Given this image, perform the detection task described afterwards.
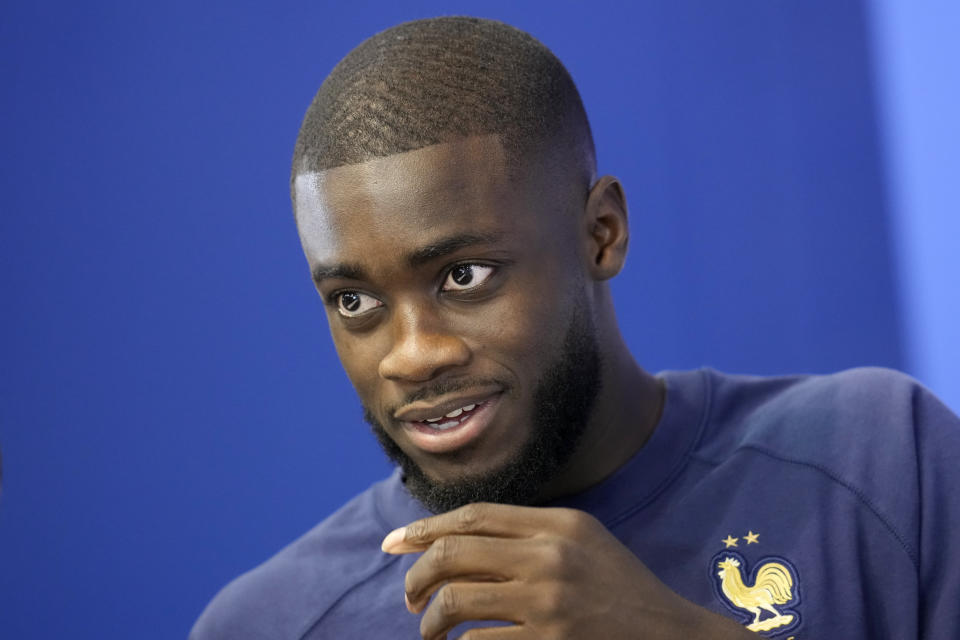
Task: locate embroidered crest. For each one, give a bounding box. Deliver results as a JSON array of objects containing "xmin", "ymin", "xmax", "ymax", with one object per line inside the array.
[{"xmin": 710, "ymin": 535, "xmax": 801, "ymax": 637}]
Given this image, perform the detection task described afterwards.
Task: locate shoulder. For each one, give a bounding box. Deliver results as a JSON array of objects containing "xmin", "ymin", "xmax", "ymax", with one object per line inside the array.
[
  {"xmin": 701, "ymin": 366, "xmax": 947, "ymax": 457},
  {"xmin": 697, "ymin": 366, "xmax": 960, "ymax": 471},
  {"xmin": 695, "ymin": 367, "xmax": 959, "ymax": 559},
  {"xmin": 189, "ymin": 476, "xmax": 402, "ymax": 640}
]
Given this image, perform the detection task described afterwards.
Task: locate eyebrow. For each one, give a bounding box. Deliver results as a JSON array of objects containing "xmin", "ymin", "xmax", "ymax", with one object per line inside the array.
[
  {"xmin": 406, "ymin": 232, "xmax": 504, "ymax": 267},
  {"xmin": 311, "ymin": 262, "xmax": 366, "ymax": 285},
  {"xmin": 311, "ymin": 231, "xmax": 505, "ymax": 285}
]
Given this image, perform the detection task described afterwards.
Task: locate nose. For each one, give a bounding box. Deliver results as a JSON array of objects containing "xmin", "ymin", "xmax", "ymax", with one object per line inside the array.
[{"xmin": 378, "ymin": 303, "xmax": 471, "ymax": 382}]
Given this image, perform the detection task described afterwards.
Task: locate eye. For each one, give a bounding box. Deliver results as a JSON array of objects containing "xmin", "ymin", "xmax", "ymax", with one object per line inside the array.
[
  {"xmin": 442, "ymin": 264, "xmax": 495, "ymax": 292},
  {"xmin": 334, "ymin": 291, "xmax": 382, "ymax": 317}
]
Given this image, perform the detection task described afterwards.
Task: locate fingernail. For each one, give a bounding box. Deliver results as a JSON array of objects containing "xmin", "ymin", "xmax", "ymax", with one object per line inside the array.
[
  {"xmin": 405, "ymin": 592, "xmax": 414, "ymax": 613},
  {"xmin": 381, "ymin": 527, "xmax": 406, "ymax": 552}
]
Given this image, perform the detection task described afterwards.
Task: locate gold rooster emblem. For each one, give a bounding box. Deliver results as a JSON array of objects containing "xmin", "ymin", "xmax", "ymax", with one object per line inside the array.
[{"xmin": 716, "ymin": 556, "xmax": 796, "ymax": 632}]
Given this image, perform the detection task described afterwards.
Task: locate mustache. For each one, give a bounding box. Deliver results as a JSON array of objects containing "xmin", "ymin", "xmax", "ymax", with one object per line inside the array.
[{"xmin": 365, "ymin": 376, "xmax": 507, "ymax": 426}]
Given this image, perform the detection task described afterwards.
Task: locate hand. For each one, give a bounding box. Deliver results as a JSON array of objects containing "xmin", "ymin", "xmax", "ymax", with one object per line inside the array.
[{"xmin": 381, "ymin": 502, "xmax": 757, "ymax": 640}]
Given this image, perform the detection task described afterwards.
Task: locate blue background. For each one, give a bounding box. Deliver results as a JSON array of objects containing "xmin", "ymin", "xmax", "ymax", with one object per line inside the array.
[{"xmin": 1, "ymin": 1, "xmax": 956, "ymax": 637}]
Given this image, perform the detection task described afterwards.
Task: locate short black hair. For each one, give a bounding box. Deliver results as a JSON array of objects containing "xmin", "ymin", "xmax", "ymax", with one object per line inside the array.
[{"xmin": 292, "ymin": 16, "xmax": 595, "ymax": 180}]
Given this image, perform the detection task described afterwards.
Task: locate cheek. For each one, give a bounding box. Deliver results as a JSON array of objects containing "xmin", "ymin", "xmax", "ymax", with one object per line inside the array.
[
  {"xmin": 459, "ymin": 283, "xmax": 570, "ymax": 365},
  {"xmin": 329, "ymin": 325, "xmax": 384, "ymax": 398}
]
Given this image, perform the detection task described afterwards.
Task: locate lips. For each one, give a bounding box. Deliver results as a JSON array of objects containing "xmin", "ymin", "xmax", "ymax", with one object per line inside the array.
[
  {"xmin": 394, "ymin": 387, "xmax": 502, "ymax": 423},
  {"xmin": 394, "ymin": 391, "xmax": 503, "ymax": 454}
]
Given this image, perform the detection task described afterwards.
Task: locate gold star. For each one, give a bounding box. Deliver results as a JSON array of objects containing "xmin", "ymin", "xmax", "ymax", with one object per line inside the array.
[
  {"xmin": 744, "ymin": 531, "xmax": 760, "ymax": 545},
  {"xmin": 722, "ymin": 535, "xmax": 739, "ymax": 548}
]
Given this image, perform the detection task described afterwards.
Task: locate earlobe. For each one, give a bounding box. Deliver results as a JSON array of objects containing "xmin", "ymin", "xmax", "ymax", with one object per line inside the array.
[{"xmin": 584, "ymin": 175, "xmax": 629, "ymax": 280}]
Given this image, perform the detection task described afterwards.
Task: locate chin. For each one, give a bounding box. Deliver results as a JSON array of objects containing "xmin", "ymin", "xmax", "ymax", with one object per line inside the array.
[{"xmin": 415, "ymin": 447, "xmax": 526, "ymax": 486}]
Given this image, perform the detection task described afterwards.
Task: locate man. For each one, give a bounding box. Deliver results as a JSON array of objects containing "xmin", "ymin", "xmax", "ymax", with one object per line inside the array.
[{"xmin": 192, "ymin": 17, "xmax": 960, "ymax": 639}]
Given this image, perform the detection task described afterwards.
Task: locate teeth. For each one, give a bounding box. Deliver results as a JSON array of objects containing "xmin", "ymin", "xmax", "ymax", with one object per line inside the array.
[
  {"xmin": 422, "ymin": 402, "xmax": 481, "ymax": 425},
  {"xmin": 430, "ymin": 420, "xmax": 460, "ymax": 430}
]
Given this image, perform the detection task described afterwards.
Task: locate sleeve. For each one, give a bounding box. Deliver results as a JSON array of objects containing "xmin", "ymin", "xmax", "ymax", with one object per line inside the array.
[
  {"xmin": 188, "ymin": 577, "xmax": 272, "ymax": 640},
  {"xmin": 914, "ymin": 386, "xmax": 960, "ymax": 638}
]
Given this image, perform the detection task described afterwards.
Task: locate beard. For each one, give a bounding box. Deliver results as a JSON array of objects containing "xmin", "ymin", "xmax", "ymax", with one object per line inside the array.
[{"xmin": 363, "ymin": 300, "xmax": 602, "ymax": 514}]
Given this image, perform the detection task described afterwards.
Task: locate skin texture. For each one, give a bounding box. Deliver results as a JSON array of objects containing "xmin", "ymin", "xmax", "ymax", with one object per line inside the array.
[
  {"xmin": 362, "ymin": 293, "xmax": 604, "ymax": 513},
  {"xmin": 294, "ymin": 135, "xmax": 756, "ymax": 639}
]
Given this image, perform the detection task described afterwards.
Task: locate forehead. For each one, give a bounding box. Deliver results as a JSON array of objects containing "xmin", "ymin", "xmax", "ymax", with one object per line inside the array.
[{"xmin": 294, "ymin": 136, "xmax": 543, "ymax": 265}]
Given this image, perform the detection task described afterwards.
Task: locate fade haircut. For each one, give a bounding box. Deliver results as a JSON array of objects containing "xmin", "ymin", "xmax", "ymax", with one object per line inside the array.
[{"xmin": 291, "ymin": 16, "xmax": 596, "ymax": 183}]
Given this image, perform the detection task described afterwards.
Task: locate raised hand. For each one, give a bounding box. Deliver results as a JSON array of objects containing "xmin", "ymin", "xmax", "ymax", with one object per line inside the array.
[{"xmin": 382, "ymin": 502, "xmax": 757, "ymax": 640}]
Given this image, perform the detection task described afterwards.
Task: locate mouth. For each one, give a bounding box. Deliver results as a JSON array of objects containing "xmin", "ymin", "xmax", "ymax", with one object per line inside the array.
[{"xmin": 395, "ymin": 391, "xmax": 503, "ymax": 454}]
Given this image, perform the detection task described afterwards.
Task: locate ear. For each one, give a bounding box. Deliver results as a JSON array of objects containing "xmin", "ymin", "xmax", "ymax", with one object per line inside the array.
[{"xmin": 583, "ymin": 175, "xmax": 629, "ymax": 280}]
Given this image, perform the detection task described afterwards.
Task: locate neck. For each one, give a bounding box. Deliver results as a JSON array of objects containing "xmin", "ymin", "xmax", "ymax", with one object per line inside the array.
[{"xmin": 535, "ymin": 312, "xmax": 664, "ymax": 503}]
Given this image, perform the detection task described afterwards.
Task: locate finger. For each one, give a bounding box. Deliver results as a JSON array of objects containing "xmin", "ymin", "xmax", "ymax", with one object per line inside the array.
[
  {"xmin": 419, "ymin": 581, "xmax": 525, "ymax": 640},
  {"xmin": 405, "ymin": 535, "xmax": 527, "ymax": 612},
  {"xmin": 455, "ymin": 626, "xmax": 532, "ymax": 640},
  {"xmin": 383, "ymin": 502, "xmax": 585, "ymax": 553},
  {"xmin": 407, "ymin": 574, "xmax": 504, "ymax": 614},
  {"xmin": 454, "ymin": 625, "xmax": 532, "ymax": 640}
]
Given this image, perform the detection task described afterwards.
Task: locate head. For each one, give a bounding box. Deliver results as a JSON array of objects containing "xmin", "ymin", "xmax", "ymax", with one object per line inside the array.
[
  {"xmin": 292, "ymin": 18, "xmax": 630, "ymax": 513},
  {"xmin": 717, "ymin": 557, "xmax": 741, "ymax": 579},
  {"xmin": 291, "ymin": 16, "xmax": 595, "ymax": 179}
]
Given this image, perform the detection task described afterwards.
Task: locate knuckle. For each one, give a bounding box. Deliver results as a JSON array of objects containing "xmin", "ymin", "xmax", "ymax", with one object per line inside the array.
[
  {"xmin": 558, "ymin": 507, "xmax": 599, "ymax": 537},
  {"xmin": 406, "ymin": 519, "xmax": 429, "ymax": 543},
  {"xmin": 431, "ymin": 535, "xmax": 459, "ymax": 566},
  {"xmin": 539, "ymin": 539, "xmax": 575, "ymax": 580},
  {"xmin": 454, "ymin": 503, "xmax": 484, "ymax": 532},
  {"xmin": 539, "ymin": 582, "xmax": 569, "ymax": 617},
  {"xmin": 557, "ymin": 507, "xmax": 585, "ymax": 528},
  {"xmin": 543, "ymin": 538, "xmax": 569, "ymax": 568},
  {"xmin": 437, "ymin": 584, "xmax": 461, "ymax": 618}
]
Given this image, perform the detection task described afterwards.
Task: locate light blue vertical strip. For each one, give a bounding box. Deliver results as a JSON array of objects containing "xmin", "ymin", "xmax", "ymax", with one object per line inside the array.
[{"xmin": 869, "ymin": 2, "xmax": 960, "ymax": 412}]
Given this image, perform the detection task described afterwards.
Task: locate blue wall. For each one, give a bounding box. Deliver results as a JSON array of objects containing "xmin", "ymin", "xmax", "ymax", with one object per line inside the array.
[
  {"xmin": 0, "ymin": 1, "xmax": 954, "ymax": 637},
  {"xmin": 869, "ymin": 0, "xmax": 960, "ymax": 414}
]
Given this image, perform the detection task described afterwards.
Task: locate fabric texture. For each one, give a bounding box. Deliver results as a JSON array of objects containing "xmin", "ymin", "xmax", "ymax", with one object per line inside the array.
[{"xmin": 190, "ymin": 367, "xmax": 960, "ymax": 639}]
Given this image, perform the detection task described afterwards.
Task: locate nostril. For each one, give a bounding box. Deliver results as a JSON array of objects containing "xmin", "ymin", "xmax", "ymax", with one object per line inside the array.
[{"xmin": 378, "ymin": 332, "xmax": 471, "ymax": 382}]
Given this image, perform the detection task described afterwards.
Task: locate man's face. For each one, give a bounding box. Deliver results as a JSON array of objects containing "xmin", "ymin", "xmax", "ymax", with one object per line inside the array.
[{"xmin": 294, "ymin": 136, "xmax": 600, "ymax": 512}]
